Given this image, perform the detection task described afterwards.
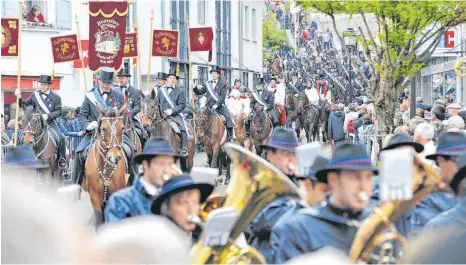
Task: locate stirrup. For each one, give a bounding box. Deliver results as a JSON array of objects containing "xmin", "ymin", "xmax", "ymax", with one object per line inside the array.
[
  {"xmin": 58, "ymin": 158, "xmax": 68, "ymax": 169},
  {"xmin": 180, "ymin": 148, "xmax": 189, "ymax": 157}
]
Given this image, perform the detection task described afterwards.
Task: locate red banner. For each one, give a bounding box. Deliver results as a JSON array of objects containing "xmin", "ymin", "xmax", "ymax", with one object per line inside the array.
[
  {"xmin": 189, "ymin": 27, "xmax": 213, "ymax": 62},
  {"xmin": 88, "ymin": 1, "xmax": 128, "ymax": 72},
  {"xmin": 152, "ymin": 29, "xmax": 179, "ymax": 58},
  {"xmin": 73, "ymin": 40, "xmax": 89, "ymax": 68},
  {"xmin": 1, "ymin": 18, "xmax": 19, "ymax": 57},
  {"xmin": 123, "ymin": 32, "xmax": 138, "ymax": 58},
  {"xmin": 51, "ymin": 34, "xmax": 80, "ymax": 63}
]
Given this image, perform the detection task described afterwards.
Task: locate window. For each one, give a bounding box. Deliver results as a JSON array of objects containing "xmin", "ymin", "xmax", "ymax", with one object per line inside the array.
[
  {"xmin": 198, "ymin": 0, "xmax": 206, "ymax": 25},
  {"xmin": 198, "ymin": 67, "xmax": 208, "ymax": 83},
  {"xmin": 252, "ymin": 8, "xmax": 257, "ymax": 41},
  {"xmin": 1, "ymin": 0, "xmax": 72, "ymax": 29},
  {"xmin": 242, "ymin": 72, "xmax": 249, "ymax": 88},
  {"xmin": 244, "ymin": 6, "xmax": 249, "ymax": 39},
  {"xmin": 253, "ymin": 73, "xmax": 261, "ymax": 86}
]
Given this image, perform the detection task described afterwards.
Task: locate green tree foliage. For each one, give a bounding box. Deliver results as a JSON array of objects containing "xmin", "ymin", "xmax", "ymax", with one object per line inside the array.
[
  {"xmin": 297, "ymin": 0, "xmax": 466, "ymax": 132},
  {"xmin": 262, "ymin": 10, "xmax": 288, "ymax": 52}
]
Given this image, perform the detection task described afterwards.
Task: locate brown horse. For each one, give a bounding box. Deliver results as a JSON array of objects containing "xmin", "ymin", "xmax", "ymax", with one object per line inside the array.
[
  {"xmin": 272, "ymin": 57, "xmax": 283, "ymax": 74},
  {"xmin": 141, "ymin": 95, "xmax": 194, "ymax": 172},
  {"xmin": 284, "ymin": 90, "xmax": 302, "ymax": 139},
  {"xmin": 21, "ymin": 106, "xmax": 61, "ymax": 188},
  {"xmin": 83, "ymin": 105, "xmax": 128, "ymax": 226},
  {"xmin": 234, "ymin": 112, "xmax": 251, "ymax": 151},
  {"xmin": 196, "ymin": 107, "xmax": 229, "ymax": 176},
  {"xmin": 250, "ymin": 102, "xmax": 272, "ymax": 157}
]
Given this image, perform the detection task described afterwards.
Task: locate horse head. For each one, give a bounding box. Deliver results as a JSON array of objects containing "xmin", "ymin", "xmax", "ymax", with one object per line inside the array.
[
  {"xmin": 21, "ymin": 106, "xmax": 46, "ymax": 145},
  {"xmin": 141, "ymin": 95, "xmax": 158, "ymax": 127},
  {"xmin": 195, "ymin": 107, "xmax": 210, "ymax": 137},
  {"xmin": 96, "ymin": 104, "xmax": 127, "ymax": 165}
]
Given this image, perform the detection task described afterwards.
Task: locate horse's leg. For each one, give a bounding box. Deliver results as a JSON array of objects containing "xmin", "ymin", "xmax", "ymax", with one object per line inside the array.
[{"xmin": 188, "ymin": 139, "xmax": 195, "ymax": 171}]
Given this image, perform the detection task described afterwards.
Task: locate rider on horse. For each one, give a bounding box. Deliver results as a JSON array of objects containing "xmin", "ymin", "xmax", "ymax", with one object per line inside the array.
[
  {"xmin": 73, "ymin": 68, "xmax": 131, "ymax": 184},
  {"xmin": 151, "ymin": 72, "xmax": 167, "ymax": 99},
  {"xmin": 15, "ymin": 74, "xmax": 67, "ymax": 169},
  {"xmin": 317, "ymin": 74, "xmax": 332, "ymax": 107},
  {"xmin": 304, "ymin": 79, "xmax": 320, "ymax": 109},
  {"xmin": 250, "ymin": 77, "xmax": 279, "ymax": 127},
  {"xmin": 193, "ymin": 65, "xmax": 235, "ymax": 142},
  {"xmin": 287, "ymin": 71, "xmax": 304, "ymax": 93},
  {"xmin": 115, "ymin": 68, "xmax": 147, "ymax": 145},
  {"xmin": 157, "ymin": 68, "xmax": 189, "ymax": 157},
  {"xmin": 268, "ymin": 76, "xmax": 286, "ymax": 125}
]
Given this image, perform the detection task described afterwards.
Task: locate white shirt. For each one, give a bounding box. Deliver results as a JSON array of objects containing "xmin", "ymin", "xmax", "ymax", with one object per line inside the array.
[
  {"xmin": 305, "ymin": 88, "xmax": 319, "ymax": 105},
  {"xmin": 273, "ymin": 83, "xmax": 286, "ymax": 106},
  {"xmin": 421, "ymin": 140, "xmax": 437, "ymax": 162},
  {"xmin": 140, "ymin": 178, "xmax": 159, "ymax": 196}
]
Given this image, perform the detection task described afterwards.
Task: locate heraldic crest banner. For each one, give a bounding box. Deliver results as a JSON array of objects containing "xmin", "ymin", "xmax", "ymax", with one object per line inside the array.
[
  {"xmin": 123, "ymin": 32, "xmax": 138, "ymax": 59},
  {"xmin": 152, "ymin": 29, "xmax": 179, "ymax": 58},
  {"xmin": 1, "ymin": 18, "xmax": 19, "ymax": 57},
  {"xmin": 51, "ymin": 34, "xmax": 80, "ymax": 63},
  {"xmin": 88, "ymin": 1, "xmax": 128, "ymax": 72}
]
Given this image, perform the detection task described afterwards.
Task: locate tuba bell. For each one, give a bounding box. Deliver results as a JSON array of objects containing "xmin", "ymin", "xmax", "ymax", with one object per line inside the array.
[
  {"xmin": 349, "ymin": 155, "xmax": 449, "ymax": 264},
  {"xmin": 191, "ymin": 143, "xmax": 300, "ymax": 264}
]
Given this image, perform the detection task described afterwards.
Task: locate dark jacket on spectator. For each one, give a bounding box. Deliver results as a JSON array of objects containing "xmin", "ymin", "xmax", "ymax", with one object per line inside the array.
[{"xmin": 328, "ymin": 110, "xmax": 345, "ymax": 141}]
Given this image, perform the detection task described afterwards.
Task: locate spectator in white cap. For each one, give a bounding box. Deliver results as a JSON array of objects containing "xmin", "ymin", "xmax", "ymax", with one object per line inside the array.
[
  {"xmin": 444, "ymin": 115, "xmax": 465, "ymax": 131},
  {"xmin": 447, "ymin": 103, "xmax": 462, "ymax": 117},
  {"xmin": 414, "ymin": 123, "xmax": 436, "ymax": 160}
]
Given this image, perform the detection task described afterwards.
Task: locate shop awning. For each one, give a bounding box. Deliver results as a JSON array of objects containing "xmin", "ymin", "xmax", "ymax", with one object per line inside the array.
[{"xmin": 1, "ymin": 75, "xmax": 60, "ymax": 90}]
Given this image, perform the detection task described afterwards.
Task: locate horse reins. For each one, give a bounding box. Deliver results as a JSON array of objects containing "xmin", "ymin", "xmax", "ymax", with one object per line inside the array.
[
  {"xmin": 93, "ymin": 116, "xmax": 124, "ymax": 204},
  {"xmin": 23, "ymin": 114, "xmax": 50, "ymax": 158}
]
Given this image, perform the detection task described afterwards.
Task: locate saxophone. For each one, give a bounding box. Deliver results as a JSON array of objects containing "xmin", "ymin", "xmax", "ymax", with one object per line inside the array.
[
  {"xmin": 191, "ymin": 143, "xmax": 300, "ymax": 264},
  {"xmin": 349, "ymin": 155, "xmax": 449, "ymax": 264}
]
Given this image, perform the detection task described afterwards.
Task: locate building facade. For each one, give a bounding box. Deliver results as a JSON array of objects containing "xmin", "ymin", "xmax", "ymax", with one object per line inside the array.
[{"xmin": 1, "ymin": 0, "xmax": 263, "ymax": 117}]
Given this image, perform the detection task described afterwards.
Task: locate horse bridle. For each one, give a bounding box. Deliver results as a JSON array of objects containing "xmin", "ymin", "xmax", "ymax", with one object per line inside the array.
[
  {"xmin": 22, "ymin": 113, "xmax": 50, "ymax": 158},
  {"xmin": 93, "ymin": 116, "xmax": 124, "ymax": 203}
]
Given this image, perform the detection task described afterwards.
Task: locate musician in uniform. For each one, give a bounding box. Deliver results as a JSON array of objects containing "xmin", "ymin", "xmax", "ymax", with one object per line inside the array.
[
  {"xmin": 151, "ymin": 72, "xmax": 167, "ymax": 99},
  {"xmin": 104, "ymin": 138, "xmax": 181, "ymax": 223},
  {"xmin": 157, "ymin": 68, "xmax": 189, "ymax": 157},
  {"xmin": 73, "ymin": 68, "xmax": 127, "ymax": 184},
  {"xmin": 115, "ymin": 68, "xmax": 147, "ymax": 145},
  {"xmin": 426, "ymin": 152, "xmax": 466, "ymax": 228},
  {"xmin": 193, "ymin": 65, "xmax": 235, "ymax": 142},
  {"xmin": 271, "ymin": 143, "xmax": 377, "ymax": 263},
  {"xmin": 15, "ymin": 74, "xmax": 67, "ymax": 169},
  {"xmin": 151, "ymin": 174, "xmax": 214, "ymax": 242},
  {"xmin": 250, "ymin": 77, "xmax": 279, "ymax": 127},
  {"xmin": 287, "ymin": 71, "xmax": 303, "ymax": 93}
]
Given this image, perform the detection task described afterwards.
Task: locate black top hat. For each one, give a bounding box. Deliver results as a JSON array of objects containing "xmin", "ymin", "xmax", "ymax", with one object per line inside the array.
[
  {"xmin": 155, "ymin": 72, "xmax": 166, "ymax": 80},
  {"xmin": 426, "ymin": 131, "xmax": 466, "ymax": 160},
  {"xmin": 134, "ymin": 138, "xmax": 180, "ymax": 164},
  {"xmin": 38, "ymin": 75, "xmax": 52, "ymax": 84},
  {"xmin": 239, "ymin": 86, "xmax": 248, "ymax": 93},
  {"xmin": 255, "ymin": 77, "xmax": 265, "ymax": 85},
  {"xmin": 269, "ymin": 76, "xmax": 277, "ymax": 81},
  {"xmin": 98, "ymin": 67, "xmax": 115, "ymax": 83},
  {"xmin": 450, "ymin": 152, "xmax": 466, "ymax": 195},
  {"xmin": 116, "ymin": 68, "xmax": 131, "ymax": 77},
  {"xmin": 151, "ymin": 174, "xmax": 214, "ymax": 215},
  {"xmin": 316, "ymin": 143, "xmax": 378, "ymax": 183},
  {"xmin": 297, "ymin": 156, "xmax": 329, "ymax": 182},
  {"xmin": 234, "ymin": 78, "xmax": 241, "ymax": 84},
  {"xmin": 291, "ymin": 71, "xmax": 298, "ymax": 76},
  {"xmin": 260, "ymin": 127, "xmax": 299, "ymax": 153},
  {"xmin": 209, "ymin": 65, "xmax": 222, "ymax": 74},
  {"xmin": 4, "ymin": 145, "xmax": 49, "ymax": 169},
  {"xmin": 317, "ymin": 73, "xmax": 325, "ymax": 79},
  {"xmin": 381, "ymin": 133, "xmax": 424, "ymax": 153},
  {"xmin": 167, "ymin": 68, "xmax": 179, "ymax": 80}
]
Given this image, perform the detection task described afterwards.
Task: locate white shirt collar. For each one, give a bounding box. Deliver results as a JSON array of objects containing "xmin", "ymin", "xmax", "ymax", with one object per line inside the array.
[
  {"xmin": 41, "ymin": 90, "xmax": 50, "ymax": 95},
  {"xmin": 140, "ymin": 178, "xmax": 159, "ymax": 196}
]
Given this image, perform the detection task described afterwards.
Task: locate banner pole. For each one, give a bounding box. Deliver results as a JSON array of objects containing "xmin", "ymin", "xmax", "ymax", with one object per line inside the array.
[
  {"xmin": 75, "ymin": 13, "xmax": 89, "ymax": 93},
  {"xmin": 13, "ymin": 1, "xmax": 24, "ymax": 147},
  {"xmin": 146, "ymin": 9, "xmax": 154, "ymax": 93},
  {"xmin": 135, "ymin": 16, "xmax": 143, "ymax": 92},
  {"xmin": 186, "ymin": 14, "xmax": 196, "ymax": 138}
]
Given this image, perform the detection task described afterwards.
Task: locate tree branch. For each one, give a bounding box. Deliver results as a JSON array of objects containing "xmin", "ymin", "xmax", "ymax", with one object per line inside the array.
[
  {"xmin": 383, "ymin": 19, "xmax": 395, "ymax": 70},
  {"xmin": 360, "ymin": 10, "xmax": 381, "ymax": 57}
]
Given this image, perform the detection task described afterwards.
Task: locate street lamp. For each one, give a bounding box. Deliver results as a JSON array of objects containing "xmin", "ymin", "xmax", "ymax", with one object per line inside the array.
[{"xmin": 344, "ymin": 28, "xmax": 357, "ymax": 103}]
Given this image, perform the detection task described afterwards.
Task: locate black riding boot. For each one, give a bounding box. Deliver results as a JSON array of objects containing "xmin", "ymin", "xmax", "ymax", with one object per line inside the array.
[
  {"xmin": 227, "ymin": 128, "xmax": 235, "ymax": 143},
  {"xmin": 180, "ymin": 131, "xmax": 188, "ymax": 157},
  {"xmin": 58, "ymin": 138, "xmax": 68, "ymax": 169},
  {"xmin": 244, "ymin": 119, "xmax": 251, "ymax": 137}
]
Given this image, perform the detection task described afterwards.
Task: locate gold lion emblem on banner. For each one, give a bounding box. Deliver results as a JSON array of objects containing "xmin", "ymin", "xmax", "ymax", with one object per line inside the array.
[
  {"xmin": 124, "ymin": 43, "xmax": 130, "ymax": 54},
  {"xmin": 61, "ymin": 42, "xmax": 70, "ymax": 55},
  {"xmin": 197, "ymin": 32, "xmax": 205, "ymax": 45},
  {"xmin": 2, "ymin": 25, "xmax": 12, "ymax": 49},
  {"xmin": 161, "ymin": 37, "xmax": 170, "ymax": 49}
]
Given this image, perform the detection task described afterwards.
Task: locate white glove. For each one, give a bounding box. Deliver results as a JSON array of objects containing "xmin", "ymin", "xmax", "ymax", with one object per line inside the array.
[
  {"xmin": 263, "ymin": 106, "xmax": 268, "ymax": 111},
  {"xmin": 41, "ymin": 114, "xmax": 48, "ymax": 121},
  {"xmin": 212, "ymin": 104, "xmax": 218, "ymax": 110},
  {"xmin": 15, "ymin": 89, "xmax": 21, "ymax": 97},
  {"xmin": 86, "ymin": 121, "xmax": 98, "ymax": 131},
  {"xmin": 294, "ymin": 93, "xmax": 299, "ymax": 97},
  {"xmin": 196, "ymin": 85, "xmax": 204, "ymax": 89},
  {"xmin": 164, "ymin": 109, "xmax": 173, "ymax": 116}
]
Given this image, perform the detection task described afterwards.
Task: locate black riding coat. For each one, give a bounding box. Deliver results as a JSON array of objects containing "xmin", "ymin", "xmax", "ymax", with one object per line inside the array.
[
  {"xmin": 116, "ymin": 85, "xmax": 141, "ymax": 119},
  {"xmin": 19, "ymin": 91, "xmax": 62, "ymax": 124},
  {"xmin": 156, "ymin": 85, "xmax": 187, "ymax": 132}
]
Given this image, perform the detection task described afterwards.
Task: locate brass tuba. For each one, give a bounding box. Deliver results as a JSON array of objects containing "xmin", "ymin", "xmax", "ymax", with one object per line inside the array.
[
  {"xmin": 349, "ymin": 155, "xmax": 449, "ymax": 264},
  {"xmin": 191, "ymin": 143, "xmax": 300, "ymax": 264}
]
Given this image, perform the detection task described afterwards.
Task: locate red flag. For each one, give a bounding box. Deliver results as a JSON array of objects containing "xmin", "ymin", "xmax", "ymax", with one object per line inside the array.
[
  {"xmin": 123, "ymin": 32, "xmax": 138, "ymax": 59},
  {"xmin": 51, "ymin": 34, "xmax": 80, "ymax": 63},
  {"xmin": 1, "ymin": 18, "xmax": 19, "ymax": 57},
  {"xmin": 152, "ymin": 29, "xmax": 179, "ymax": 58},
  {"xmin": 88, "ymin": 1, "xmax": 128, "ymax": 72},
  {"xmin": 189, "ymin": 27, "xmax": 213, "ymax": 62},
  {"xmin": 73, "ymin": 40, "xmax": 89, "ymax": 68}
]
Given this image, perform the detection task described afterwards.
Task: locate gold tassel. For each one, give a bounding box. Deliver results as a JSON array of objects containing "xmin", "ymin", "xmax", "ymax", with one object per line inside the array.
[
  {"xmin": 176, "ymin": 64, "xmax": 180, "ymax": 77},
  {"xmin": 51, "ymin": 70, "xmax": 55, "ymax": 80}
]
